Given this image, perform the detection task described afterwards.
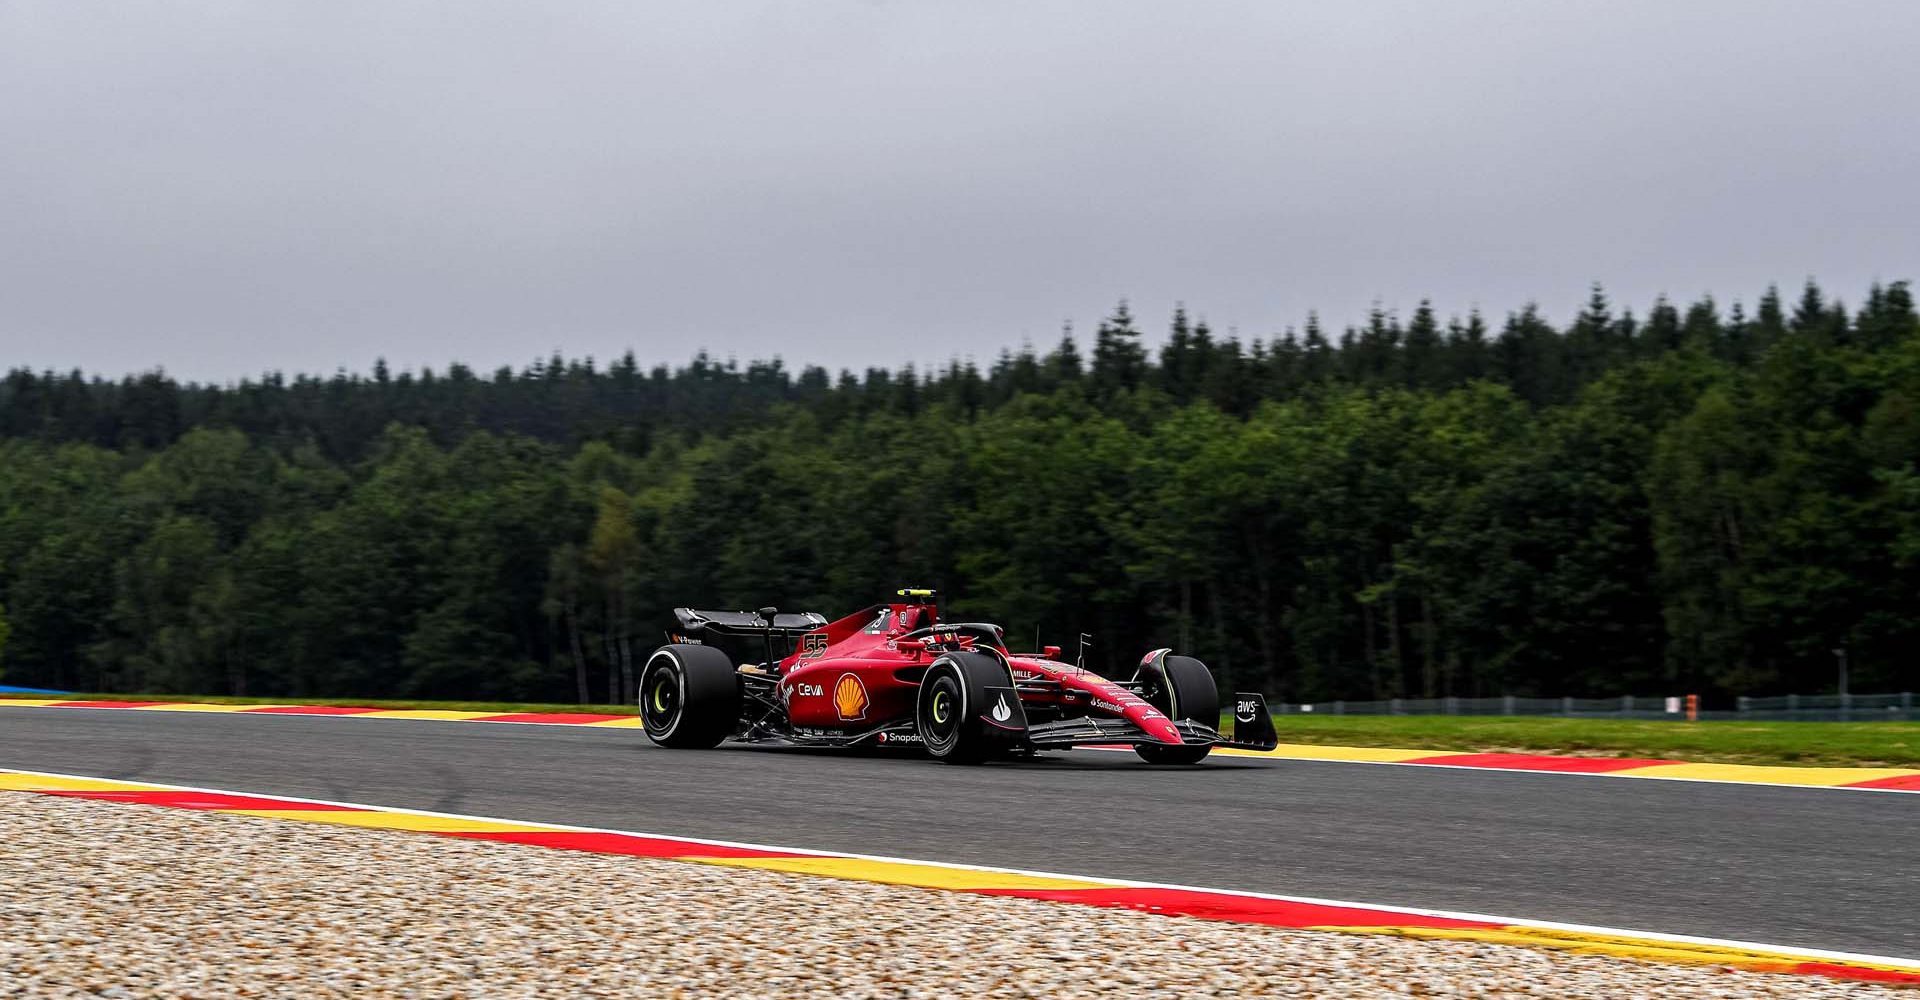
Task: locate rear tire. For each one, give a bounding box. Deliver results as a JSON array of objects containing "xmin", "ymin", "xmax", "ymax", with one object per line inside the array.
[
  {"xmin": 639, "ymin": 644, "xmax": 739, "ymax": 749},
  {"xmin": 1132, "ymin": 652, "xmax": 1217, "ymax": 765}
]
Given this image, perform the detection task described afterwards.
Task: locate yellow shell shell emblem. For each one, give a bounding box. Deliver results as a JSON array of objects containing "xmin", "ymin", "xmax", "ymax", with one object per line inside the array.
[{"xmin": 833, "ymin": 673, "xmax": 869, "ymax": 721}]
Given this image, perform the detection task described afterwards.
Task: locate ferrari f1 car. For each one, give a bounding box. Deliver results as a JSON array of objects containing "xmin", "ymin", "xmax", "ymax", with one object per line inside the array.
[{"xmin": 637, "ymin": 590, "xmax": 1277, "ymax": 763}]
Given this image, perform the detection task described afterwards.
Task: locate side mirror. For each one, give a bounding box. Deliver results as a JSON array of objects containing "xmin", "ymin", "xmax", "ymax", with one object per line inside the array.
[
  {"xmin": 898, "ymin": 639, "xmax": 927, "ymax": 657},
  {"xmin": 1043, "ymin": 645, "xmax": 1063, "ymax": 659}
]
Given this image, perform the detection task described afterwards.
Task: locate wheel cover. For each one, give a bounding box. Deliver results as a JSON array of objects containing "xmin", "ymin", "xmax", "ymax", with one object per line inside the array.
[
  {"xmin": 641, "ymin": 662, "xmax": 682, "ymax": 737},
  {"xmin": 921, "ymin": 675, "xmax": 961, "ymax": 754}
]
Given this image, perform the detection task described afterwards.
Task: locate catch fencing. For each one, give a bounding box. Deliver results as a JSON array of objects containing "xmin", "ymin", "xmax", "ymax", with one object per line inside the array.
[{"xmin": 1269, "ymin": 692, "xmax": 1917, "ymax": 722}]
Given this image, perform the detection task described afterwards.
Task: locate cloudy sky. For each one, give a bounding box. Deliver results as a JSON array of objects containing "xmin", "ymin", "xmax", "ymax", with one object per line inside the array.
[{"xmin": 2, "ymin": 1, "xmax": 1916, "ymax": 381}]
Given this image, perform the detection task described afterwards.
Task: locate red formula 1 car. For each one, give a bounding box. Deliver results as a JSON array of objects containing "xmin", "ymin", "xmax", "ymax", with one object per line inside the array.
[{"xmin": 636, "ymin": 590, "xmax": 1276, "ymax": 763}]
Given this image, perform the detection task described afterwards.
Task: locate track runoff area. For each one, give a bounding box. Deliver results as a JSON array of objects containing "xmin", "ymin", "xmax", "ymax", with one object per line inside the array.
[{"xmin": 2, "ymin": 702, "xmax": 1917, "ymax": 988}]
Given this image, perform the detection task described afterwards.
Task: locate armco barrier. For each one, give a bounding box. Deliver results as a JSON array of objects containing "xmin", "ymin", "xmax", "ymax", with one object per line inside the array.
[{"xmin": 1272, "ymin": 692, "xmax": 1916, "ymax": 722}]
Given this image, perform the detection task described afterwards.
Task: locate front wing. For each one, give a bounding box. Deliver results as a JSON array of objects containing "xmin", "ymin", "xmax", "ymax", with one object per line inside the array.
[{"xmin": 1025, "ymin": 692, "xmax": 1278, "ymax": 752}]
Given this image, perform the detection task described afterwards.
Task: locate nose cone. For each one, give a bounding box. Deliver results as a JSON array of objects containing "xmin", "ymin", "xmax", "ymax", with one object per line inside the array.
[{"xmin": 1130, "ymin": 705, "xmax": 1186, "ymax": 745}]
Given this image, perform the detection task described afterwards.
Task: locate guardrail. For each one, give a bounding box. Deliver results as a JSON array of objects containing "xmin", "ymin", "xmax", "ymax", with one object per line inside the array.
[
  {"xmin": 1269, "ymin": 693, "xmax": 1917, "ymax": 722},
  {"xmin": 1734, "ymin": 692, "xmax": 1917, "ymax": 722}
]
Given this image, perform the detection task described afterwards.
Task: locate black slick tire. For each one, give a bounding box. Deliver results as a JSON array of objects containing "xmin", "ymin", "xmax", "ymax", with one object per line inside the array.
[
  {"xmin": 1133, "ymin": 652, "xmax": 1217, "ymax": 764},
  {"xmin": 638, "ymin": 644, "xmax": 740, "ymax": 749},
  {"xmin": 916, "ymin": 652, "xmax": 1016, "ymax": 764}
]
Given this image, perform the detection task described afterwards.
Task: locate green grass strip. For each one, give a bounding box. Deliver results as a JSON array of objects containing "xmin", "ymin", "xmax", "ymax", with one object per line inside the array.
[{"xmin": 1244, "ymin": 715, "xmax": 1920, "ymax": 769}]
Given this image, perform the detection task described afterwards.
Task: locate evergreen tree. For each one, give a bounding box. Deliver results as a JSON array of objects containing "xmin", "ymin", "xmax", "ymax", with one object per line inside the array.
[
  {"xmin": 1044, "ymin": 326, "xmax": 1084, "ymax": 388},
  {"xmin": 1565, "ymin": 284, "xmax": 1616, "ymax": 383},
  {"xmin": 1263, "ymin": 332, "xmax": 1303, "ymax": 396},
  {"xmin": 1791, "ymin": 280, "xmax": 1848, "ymax": 344},
  {"xmin": 1089, "ymin": 302, "xmax": 1148, "ymax": 400},
  {"xmin": 1300, "ymin": 313, "xmax": 1334, "ymax": 383},
  {"xmin": 1157, "ymin": 306, "xmax": 1198, "ymax": 401},
  {"xmin": 1353, "ymin": 305, "xmax": 1402, "ymax": 384},
  {"xmin": 1856, "ymin": 281, "xmax": 1918, "ymax": 350},
  {"xmin": 1448, "ymin": 310, "xmax": 1491, "ymax": 383},
  {"xmin": 1493, "ymin": 305, "xmax": 1563, "ymax": 405},
  {"xmin": 1402, "ymin": 300, "xmax": 1444, "ymax": 390},
  {"xmin": 1645, "ymin": 295, "xmax": 1683, "ymax": 354},
  {"xmin": 1721, "ymin": 301, "xmax": 1754, "ymax": 365},
  {"xmin": 1754, "ymin": 284, "xmax": 1789, "ymax": 350},
  {"xmin": 1681, "ymin": 296, "xmax": 1723, "ymax": 353}
]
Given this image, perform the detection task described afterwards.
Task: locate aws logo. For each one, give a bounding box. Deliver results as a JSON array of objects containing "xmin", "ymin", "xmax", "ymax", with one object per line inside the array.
[{"xmin": 833, "ymin": 673, "xmax": 869, "ymax": 721}]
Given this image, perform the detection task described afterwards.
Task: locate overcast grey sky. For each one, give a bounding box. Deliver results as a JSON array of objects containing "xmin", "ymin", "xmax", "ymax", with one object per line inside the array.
[{"xmin": 2, "ymin": 1, "xmax": 1916, "ymax": 381}]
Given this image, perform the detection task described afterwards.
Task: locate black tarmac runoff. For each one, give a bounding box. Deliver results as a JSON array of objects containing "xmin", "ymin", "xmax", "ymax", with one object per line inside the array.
[{"xmin": 0, "ymin": 707, "xmax": 1913, "ymax": 957}]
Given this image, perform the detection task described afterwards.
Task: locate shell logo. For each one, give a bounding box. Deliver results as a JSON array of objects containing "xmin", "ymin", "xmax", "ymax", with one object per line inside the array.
[{"xmin": 833, "ymin": 673, "xmax": 869, "ymax": 721}]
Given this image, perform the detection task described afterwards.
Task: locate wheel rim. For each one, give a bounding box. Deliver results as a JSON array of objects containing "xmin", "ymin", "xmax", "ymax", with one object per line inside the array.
[
  {"xmin": 641, "ymin": 660, "xmax": 682, "ymax": 738},
  {"xmin": 1140, "ymin": 671, "xmax": 1171, "ymax": 716},
  {"xmin": 921, "ymin": 674, "xmax": 961, "ymax": 755}
]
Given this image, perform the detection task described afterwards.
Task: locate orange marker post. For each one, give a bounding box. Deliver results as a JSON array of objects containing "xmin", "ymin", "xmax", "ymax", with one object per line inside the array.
[{"xmin": 1685, "ymin": 693, "xmax": 1699, "ymax": 723}]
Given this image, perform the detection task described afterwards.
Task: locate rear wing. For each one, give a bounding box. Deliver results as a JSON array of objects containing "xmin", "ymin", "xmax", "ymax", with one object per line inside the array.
[{"xmin": 671, "ymin": 607, "xmax": 827, "ymax": 638}]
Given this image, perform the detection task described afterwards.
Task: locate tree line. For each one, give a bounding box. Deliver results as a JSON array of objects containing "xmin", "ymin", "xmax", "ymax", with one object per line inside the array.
[{"xmin": 1, "ymin": 280, "xmax": 1916, "ymax": 704}]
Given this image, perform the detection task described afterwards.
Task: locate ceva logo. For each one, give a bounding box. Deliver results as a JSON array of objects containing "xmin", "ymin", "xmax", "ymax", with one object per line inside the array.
[{"xmin": 833, "ymin": 673, "xmax": 869, "ymax": 721}]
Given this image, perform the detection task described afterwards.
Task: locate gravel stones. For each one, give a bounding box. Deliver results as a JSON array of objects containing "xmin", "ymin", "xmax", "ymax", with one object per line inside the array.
[{"xmin": 0, "ymin": 795, "xmax": 1901, "ymax": 998}]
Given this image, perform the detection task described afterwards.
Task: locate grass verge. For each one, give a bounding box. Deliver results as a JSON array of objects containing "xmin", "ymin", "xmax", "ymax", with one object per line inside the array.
[{"xmin": 1244, "ymin": 715, "xmax": 1920, "ymax": 769}]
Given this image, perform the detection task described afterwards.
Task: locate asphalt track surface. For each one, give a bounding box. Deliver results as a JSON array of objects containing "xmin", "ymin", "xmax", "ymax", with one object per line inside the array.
[{"xmin": 1, "ymin": 709, "xmax": 1913, "ymax": 957}]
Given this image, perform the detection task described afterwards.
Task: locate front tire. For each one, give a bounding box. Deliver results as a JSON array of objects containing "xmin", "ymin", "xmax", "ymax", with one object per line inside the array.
[
  {"xmin": 916, "ymin": 652, "xmax": 1019, "ymax": 764},
  {"xmin": 1132, "ymin": 651, "xmax": 1217, "ymax": 764},
  {"xmin": 639, "ymin": 644, "xmax": 739, "ymax": 749}
]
